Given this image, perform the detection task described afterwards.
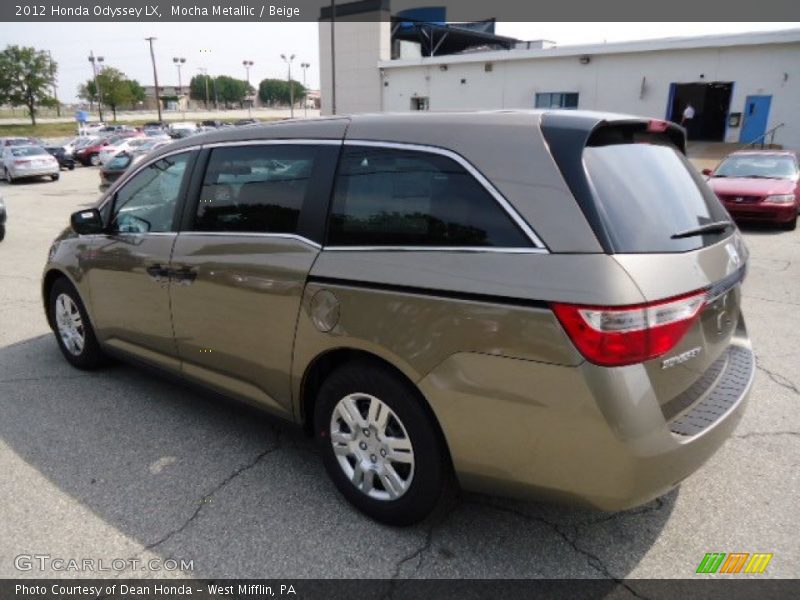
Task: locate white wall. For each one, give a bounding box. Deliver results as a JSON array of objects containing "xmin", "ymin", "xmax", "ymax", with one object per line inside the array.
[
  {"xmin": 378, "ymin": 43, "xmax": 800, "ymax": 149},
  {"xmin": 319, "ymin": 20, "xmax": 391, "ymax": 116}
]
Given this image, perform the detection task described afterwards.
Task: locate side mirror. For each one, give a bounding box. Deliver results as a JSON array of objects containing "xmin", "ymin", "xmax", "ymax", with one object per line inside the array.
[
  {"xmin": 701, "ymin": 168, "xmax": 713, "ymax": 176},
  {"xmin": 70, "ymin": 208, "xmax": 105, "ymax": 235}
]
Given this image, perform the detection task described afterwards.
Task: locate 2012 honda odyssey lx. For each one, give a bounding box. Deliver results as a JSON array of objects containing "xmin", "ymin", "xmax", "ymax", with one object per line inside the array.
[{"xmin": 43, "ymin": 111, "xmax": 754, "ymax": 525}]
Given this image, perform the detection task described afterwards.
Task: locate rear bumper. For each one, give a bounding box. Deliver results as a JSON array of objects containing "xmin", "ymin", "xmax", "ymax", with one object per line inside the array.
[
  {"xmin": 724, "ymin": 202, "xmax": 797, "ymax": 223},
  {"xmin": 10, "ymin": 166, "xmax": 58, "ymax": 179},
  {"xmin": 419, "ymin": 318, "xmax": 754, "ymax": 511}
]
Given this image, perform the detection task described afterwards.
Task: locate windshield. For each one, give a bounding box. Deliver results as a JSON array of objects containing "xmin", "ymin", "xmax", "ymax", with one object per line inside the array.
[
  {"xmin": 713, "ymin": 155, "xmax": 798, "ymax": 179},
  {"xmin": 11, "ymin": 146, "xmax": 48, "ymax": 157},
  {"xmin": 584, "ymin": 143, "xmax": 731, "ymax": 253}
]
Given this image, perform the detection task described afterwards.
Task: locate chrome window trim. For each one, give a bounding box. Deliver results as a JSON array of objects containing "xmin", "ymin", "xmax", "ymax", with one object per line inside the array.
[
  {"xmin": 202, "ymin": 138, "xmax": 342, "ymax": 149},
  {"xmin": 175, "ymin": 231, "xmax": 322, "ymax": 249},
  {"xmin": 324, "ymin": 246, "xmax": 547, "ymax": 254},
  {"xmin": 338, "ymin": 139, "xmax": 549, "ymax": 252},
  {"xmin": 97, "ymin": 145, "xmax": 201, "ymax": 211}
]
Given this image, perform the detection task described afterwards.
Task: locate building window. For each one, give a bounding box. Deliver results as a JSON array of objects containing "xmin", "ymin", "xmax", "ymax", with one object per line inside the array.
[
  {"xmin": 534, "ymin": 92, "xmax": 579, "ymax": 109},
  {"xmin": 410, "ymin": 96, "xmax": 430, "ymax": 111},
  {"xmin": 326, "ymin": 146, "xmax": 531, "ymax": 248}
]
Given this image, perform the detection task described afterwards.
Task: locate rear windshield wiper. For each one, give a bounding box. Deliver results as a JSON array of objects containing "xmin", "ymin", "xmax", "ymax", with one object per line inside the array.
[{"xmin": 671, "ymin": 220, "xmax": 734, "ymax": 239}]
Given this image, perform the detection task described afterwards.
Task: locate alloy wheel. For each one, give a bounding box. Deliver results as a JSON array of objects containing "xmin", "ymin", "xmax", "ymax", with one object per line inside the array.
[{"xmin": 55, "ymin": 293, "xmax": 85, "ymax": 356}]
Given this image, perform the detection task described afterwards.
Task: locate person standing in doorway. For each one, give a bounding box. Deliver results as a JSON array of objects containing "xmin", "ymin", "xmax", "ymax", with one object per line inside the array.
[{"xmin": 681, "ymin": 103, "xmax": 696, "ymax": 127}]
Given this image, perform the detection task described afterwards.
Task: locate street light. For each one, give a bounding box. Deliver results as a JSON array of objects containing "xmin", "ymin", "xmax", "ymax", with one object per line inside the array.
[
  {"xmin": 145, "ymin": 37, "xmax": 162, "ymax": 123},
  {"xmin": 173, "ymin": 57, "xmax": 186, "ymax": 118},
  {"xmin": 300, "ymin": 62, "xmax": 310, "ymax": 118},
  {"xmin": 243, "ymin": 60, "xmax": 254, "ymax": 118},
  {"xmin": 197, "ymin": 67, "xmax": 210, "ymax": 110},
  {"xmin": 280, "ymin": 54, "xmax": 296, "ymax": 118},
  {"xmin": 87, "ymin": 51, "xmax": 105, "ymax": 122}
]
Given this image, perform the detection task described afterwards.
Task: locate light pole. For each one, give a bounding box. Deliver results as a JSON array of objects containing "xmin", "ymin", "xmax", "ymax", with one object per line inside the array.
[
  {"xmin": 280, "ymin": 53, "xmax": 295, "ymax": 118},
  {"xmin": 145, "ymin": 37, "xmax": 162, "ymax": 123},
  {"xmin": 173, "ymin": 57, "xmax": 186, "ymax": 118},
  {"xmin": 300, "ymin": 62, "xmax": 310, "ymax": 118},
  {"xmin": 243, "ymin": 60, "xmax": 254, "ymax": 118},
  {"xmin": 197, "ymin": 67, "xmax": 210, "ymax": 110},
  {"xmin": 88, "ymin": 51, "xmax": 105, "ymax": 122}
]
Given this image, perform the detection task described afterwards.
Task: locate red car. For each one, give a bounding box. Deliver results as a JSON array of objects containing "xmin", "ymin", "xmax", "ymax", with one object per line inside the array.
[
  {"xmin": 74, "ymin": 132, "xmax": 142, "ymax": 167},
  {"xmin": 704, "ymin": 150, "xmax": 799, "ymax": 230}
]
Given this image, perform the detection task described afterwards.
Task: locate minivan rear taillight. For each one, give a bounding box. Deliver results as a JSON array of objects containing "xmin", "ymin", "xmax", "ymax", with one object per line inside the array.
[{"xmin": 552, "ymin": 290, "xmax": 707, "ymax": 367}]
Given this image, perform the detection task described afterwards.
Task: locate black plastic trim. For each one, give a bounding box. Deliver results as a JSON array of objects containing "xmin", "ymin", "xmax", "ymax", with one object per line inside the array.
[{"xmin": 307, "ymin": 275, "xmax": 550, "ymax": 310}]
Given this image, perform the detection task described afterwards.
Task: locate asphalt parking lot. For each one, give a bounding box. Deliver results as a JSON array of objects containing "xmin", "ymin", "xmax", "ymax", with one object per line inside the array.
[{"xmin": 0, "ymin": 164, "xmax": 798, "ymax": 583}]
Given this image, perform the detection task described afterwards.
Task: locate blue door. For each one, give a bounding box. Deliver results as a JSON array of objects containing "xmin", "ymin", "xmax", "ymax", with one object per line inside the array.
[{"xmin": 739, "ymin": 95, "xmax": 771, "ymax": 143}]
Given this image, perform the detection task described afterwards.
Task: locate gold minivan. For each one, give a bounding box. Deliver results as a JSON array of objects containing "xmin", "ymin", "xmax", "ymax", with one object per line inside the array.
[{"xmin": 43, "ymin": 111, "xmax": 755, "ymax": 525}]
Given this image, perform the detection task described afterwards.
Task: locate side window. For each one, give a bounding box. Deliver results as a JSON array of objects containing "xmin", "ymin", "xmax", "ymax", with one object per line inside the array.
[
  {"xmin": 195, "ymin": 144, "xmax": 318, "ymax": 234},
  {"xmin": 112, "ymin": 152, "xmax": 191, "ymax": 233},
  {"xmin": 326, "ymin": 146, "xmax": 531, "ymax": 247}
]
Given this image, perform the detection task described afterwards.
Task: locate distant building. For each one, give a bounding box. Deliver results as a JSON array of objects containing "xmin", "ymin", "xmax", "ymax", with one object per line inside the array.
[
  {"xmin": 319, "ymin": 1, "xmax": 800, "ymax": 148},
  {"xmin": 143, "ymin": 85, "xmax": 189, "ymax": 112}
]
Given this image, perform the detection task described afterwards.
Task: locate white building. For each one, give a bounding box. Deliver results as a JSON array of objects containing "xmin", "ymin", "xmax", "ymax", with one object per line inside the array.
[{"xmin": 319, "ymin": 9, "xmax": 800, "ymax": 149}]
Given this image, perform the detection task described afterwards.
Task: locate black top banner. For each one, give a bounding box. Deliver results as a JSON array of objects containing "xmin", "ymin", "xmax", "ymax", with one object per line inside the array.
[{"xmin": 1, "ymin": 0, "xmax": 799, "ymax": 22}]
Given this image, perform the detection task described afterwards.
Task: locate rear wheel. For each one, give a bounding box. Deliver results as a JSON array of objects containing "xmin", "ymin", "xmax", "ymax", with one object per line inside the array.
[
  {"xmin": 314, "ymin": 360, "xmax": 451, "ymax": 526},
  {"xmin": 0, "ymin": 225, "xmax": 5, "ymax": 241},
  {"xmin": 51, "ymin": 173, "xmax": 60, "ymax": 181},
  {"xmin": 49, "ymin": 278, "xmax": 106, "ymax": 369}
]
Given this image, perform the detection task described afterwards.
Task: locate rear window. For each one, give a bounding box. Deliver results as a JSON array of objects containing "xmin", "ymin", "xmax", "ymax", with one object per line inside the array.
[{"xmin": 584, "ymin": 142, "xmax": 730, "ymax": 253}]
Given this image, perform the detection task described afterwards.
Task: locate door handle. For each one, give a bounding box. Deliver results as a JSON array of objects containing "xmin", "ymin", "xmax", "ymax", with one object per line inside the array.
[
  {"xmin": 172, "ymin": 265, "xmax": 198, "ymax": 285},
  {"xmin": 145, "ymin": 263, "xmax": 170, "ymax": 283}
]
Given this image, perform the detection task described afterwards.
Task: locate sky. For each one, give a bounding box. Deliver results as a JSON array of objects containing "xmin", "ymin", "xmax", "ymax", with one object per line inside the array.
[{"xmin": 0, "ymin": 22, "xmax": 796, "ymax": 103}]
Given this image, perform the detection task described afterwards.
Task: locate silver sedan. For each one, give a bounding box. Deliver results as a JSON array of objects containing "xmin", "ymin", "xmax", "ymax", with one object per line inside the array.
[{"xmin": 1, "ymin": 145, "xmax": 60, "ymax": 183}]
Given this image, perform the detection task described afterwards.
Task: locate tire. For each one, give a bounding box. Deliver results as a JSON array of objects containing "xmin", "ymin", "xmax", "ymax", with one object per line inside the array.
[
  {"xmin": 781, "ymin": 216, "xmax": 797, "ymax": 231},
  {"xmin": 314, "ymin": 360, "xmax": 451, "ymax": 526},
  {"xmin": 68, "ymin": 164, "xmax": 75, "ymax": 171},
  {"xmin": 51, "ymin": 173, "xmax": 60, "ymax": 181},
  {"xmin": 49, "ymin": 278, "xmax": 106, "ymax": 370},
  {"xmin": 0, "ymin": 225, "xmax": 5, "ymax": 242},
  {"xmin": 89, "ymin": 153, "xmax": 100, "ymax": 166}
]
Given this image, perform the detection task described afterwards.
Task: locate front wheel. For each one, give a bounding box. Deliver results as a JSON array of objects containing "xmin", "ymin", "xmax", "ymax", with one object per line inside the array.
[
  {"xmin": 781, "ymin": 215, "xmax": 797, "ymax": 231},
  {"xmin": 315, "ymin": 360, "xmax": 451, "ymax": 526},
  {"xmin": 49, "ymin": 278, "xmax": 106, "ymax": 369}
]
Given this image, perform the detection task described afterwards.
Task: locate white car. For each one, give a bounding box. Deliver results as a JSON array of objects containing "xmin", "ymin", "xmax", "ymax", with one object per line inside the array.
[
  {"xmin": 97, "ymin": 137, "xmax": 150, "ymax": 165},
  {"xmin": 78, "ymin": 122, "xmax": 106, "ymax": 136},
  {"xmin": 1, "ymin": 145, "xmax": 59, "ymax": 183}
]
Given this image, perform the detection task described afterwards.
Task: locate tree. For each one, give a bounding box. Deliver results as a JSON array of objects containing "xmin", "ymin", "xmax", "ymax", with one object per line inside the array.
[
  {"xmin": 214, "ymin": 75, "xmax": 250, "ymax": 108},
  {"xmin": 127, "ymin": 79, "xmax": 146, "ymax": 108},
  {"xmin": 96, "ymin": 67, "xmax": 133, "ymax": 121},
  {"xmin": 77, "ymin": 79, "xmax": 98, "ymax": 110},
  {"xmin": 0, "ymin": 45, "xmax": 58, "ymax": 126},
  {"xmin": 190, "ymin": 74, "xmax": 211, "ymax": 107},
  {"xmin": 258, "ymin": 78, "xmax": 306, "ymax": 107}
]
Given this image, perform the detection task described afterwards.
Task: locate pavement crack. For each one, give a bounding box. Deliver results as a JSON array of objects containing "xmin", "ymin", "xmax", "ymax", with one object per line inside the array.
[
  {"xmin": 734, "ymin": 430, "xmax": 800, "ymax": 440},
  {"xmin": 467, "ymin": 499, "xmax": 651, "ymax": 600},
  {"xmin": 756, "ymin": 360, "xmax": 800, "ymax": 396},
  {"xmin": 139, "ymin": 430, "xmax": 283, "ymax": 556}
]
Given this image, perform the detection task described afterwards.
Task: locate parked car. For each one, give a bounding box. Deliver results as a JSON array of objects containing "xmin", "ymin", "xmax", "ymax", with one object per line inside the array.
[
  {"xmin": 1, "ymin": 145, "xmax": 59, "ymax": 182},
  {"xmin": 98, "ymin": 137, "xmax": 152, "ymax": 165},
  {"xmin": 1, "ymin": 137, "xmax": 33, "ymax": 147},
  {"xmin": 59, "ymin": 137, "xmax": 84, "ymax": 158},
  {"xmin": 74, "ymin": 133, "xmax": 139, "ymax": 166},
  {"xmin": 0, "ymin": 196, "xmax": 5, "ymax": 241},
  {"xmin": 704, "ymin": 150, "xmax": 799, "ymax": 230},
  {"xmin": 128, "ymin": 138, "xmax": 172, "ymax": 161},
  {"xmin": 168, "ymin": 122, "xmax": 198, "ymax": 139},
  {"xmin": 98, "ymin": 153, "xmax": 133, "ymax": 191},
  {"xmin": 45, "ymin": 146, "xmax": 76, "ymax": 170},
  {"xmin": 234, "ymin": 118, "xmax": 258, "ymax": 126},
  {"xmin": 44, "ymin": 111, "xmax": 754, "ymax": 525}
]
